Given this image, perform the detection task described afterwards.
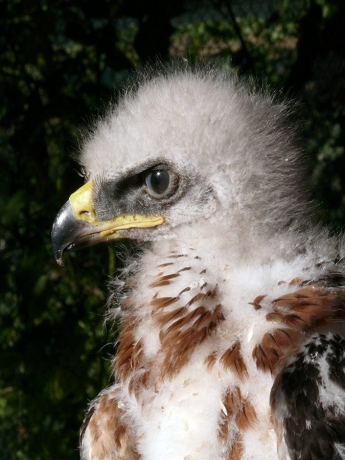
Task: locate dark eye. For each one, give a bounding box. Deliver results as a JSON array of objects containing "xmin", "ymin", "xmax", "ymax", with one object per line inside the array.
[{"xmin": 145, "ymin": 170, "xmax": 171, "ymax": 198}]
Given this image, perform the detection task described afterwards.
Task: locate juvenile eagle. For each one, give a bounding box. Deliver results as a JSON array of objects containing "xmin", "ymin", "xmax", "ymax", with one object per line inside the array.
[{"xmin": 52, "ymin": 66, "xmax": 345, "ymax": 460}]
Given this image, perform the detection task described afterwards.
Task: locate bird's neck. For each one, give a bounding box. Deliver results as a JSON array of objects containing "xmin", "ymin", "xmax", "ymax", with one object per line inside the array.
[{"xmin": 114, "ymin": 241, "xmax": 226, "ymax": 383}]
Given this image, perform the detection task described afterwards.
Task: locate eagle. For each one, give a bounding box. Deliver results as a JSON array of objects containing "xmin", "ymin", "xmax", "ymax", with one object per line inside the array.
[{"xmin": 52, "ymin": 65, "xmax": 345, "ymax": 460}]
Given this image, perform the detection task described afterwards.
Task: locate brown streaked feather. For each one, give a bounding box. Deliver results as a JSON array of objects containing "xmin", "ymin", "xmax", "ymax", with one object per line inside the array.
[
  {"xmin": 157, "ymin": 262, "xmax": 174, "ymax": 268},
  {"xmin": 163, "ymin": 306, "xmax": 206, "ymax": 335},
  {"xmin": 158, "ymin": 304, "xmax": 225, "ymax": 380},
  {"xmin": 220, "ymin": 342, "xmax": 248, "ymax": 380},
  {"xmin": 218, "ymin": 386, "xmax": 256, "ymax": 460},
  {"xmin": 151, "ymin": 296, "xmax": 180, "ymax": 309},
  {"xmin": 204, "ymin": 352, "xmax": 218, "ymax": 370},
  {"xmin": 218, "ymin": 390, "xmax": 235, "ymax": 444},
  {"xmin": 192, "ymin": 310, "xmax": 213, "ymax": 329},
  {"xmin": 178, "ymin": 266, "xmax": 192, "ymax": 273},
  {"xmin": 116, "ymin": 316, "xmax": 143, "ymax": 381},
  {"xmin": 252, "ymin": 344, "xmax": 270, "ymax": 373},
  {"xmin": 253, "ymin": 328, "xmax": 303, "ymax": 373},
  {"xmin": 270, "ymin": 285, "xmax": 345, "ymax": 330},
  {"xmin": 228, "ymin": 437, "xmax": 244, "ymax": 460},
  {"xmin": 218, "ymin": 387, "xmax": 242, "ymax": 444},
  {"xmin": 236, "ymin": 400, "xmax": 257, "ymax": 431},
  {"xmin": 149, "ymin": 273, "xmax": 180, "ymax": 288},
  {"xmin": 184, "ymin": 287, "xmax": 218, "ymax": 308},
  {"xmin": 225, "ymin": 386, "xmax": 242, "ymax": 416},
  {"xmin": 178, "ymin": 286, "xmax": 191, "ymax": 296},
  {"xmin": 81, "ymin": 388, "xmax": 139, "ymax": 460},
  {"xmin": 156, "ymin": 306, "xmax": 188, "ymax": 327}
]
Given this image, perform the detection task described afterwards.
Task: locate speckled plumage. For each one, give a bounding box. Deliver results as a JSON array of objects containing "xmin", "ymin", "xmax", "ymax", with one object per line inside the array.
[{"xmin": 53, "ymin": 65, "xmax": 345, "ymax": 460}]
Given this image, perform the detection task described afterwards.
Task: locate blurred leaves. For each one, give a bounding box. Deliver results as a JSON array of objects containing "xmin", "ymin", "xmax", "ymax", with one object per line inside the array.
[{"xmin": 0, "ymin": 0, "xmax": 345, "ymax": 458}]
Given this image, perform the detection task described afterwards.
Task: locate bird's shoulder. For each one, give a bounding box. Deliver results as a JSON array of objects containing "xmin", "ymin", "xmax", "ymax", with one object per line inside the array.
[
  {"xmin": 271, "ymin": 333, "xmax": 345, "ymax": 460},
  {"xmin": 80, "ymin": 385, "xmax": 139, "ymax": 460}
]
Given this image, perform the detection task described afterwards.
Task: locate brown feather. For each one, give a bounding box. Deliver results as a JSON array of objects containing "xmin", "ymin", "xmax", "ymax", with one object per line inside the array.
[
  {"xmin": 218, "ymin": 386, "xmax": 256, "ymax": 460},
  {"xmin": 149, "ymin": 273, "xmax": 180, "ymax": 288},
  {"xmin": 220, "ymin": 342, "xmax": 248, "ymax": 380},
  {"xmin": 271, "ymin": 285, "xmax": 345, "ymax": 329},
  {"xmin": 249, "ymin": 294, "xmax": 267, "ymax": 310},
  {"xmin": 228, "ymin": 438, "xmax": 244, "ymax": 460},
  {"xmin": 158, "ymin": 304, "xmax": 225, "ymax": 379},
  {"xmin": 204, "ymin": 352, "xmax": 218, "ymax": 370},
  {"xmin": 151, "ymin": 296, "xmax": 180, "ymax": 309},
  {"xmin": 253, "ymin": 328, "xmax": 303, "ymax": 373},
  {"xmin": 82, "ymin": 388, "xmax": 139, "ymax": 460},
  {"xmin": 236, "ymin": 400, "xmax": 257, "ymax": 431}
]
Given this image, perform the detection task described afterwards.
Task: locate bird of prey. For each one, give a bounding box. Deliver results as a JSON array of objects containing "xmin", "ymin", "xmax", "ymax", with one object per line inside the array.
[{"xmin": 52, "ymin": 65, "xmax": 345, "ymax": 460}]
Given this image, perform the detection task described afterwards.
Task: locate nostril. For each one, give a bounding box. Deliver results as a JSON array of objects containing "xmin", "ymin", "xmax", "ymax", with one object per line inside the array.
[{"xmin": 78, "ymin": 210, "xmax": 95, "ymax": 222}]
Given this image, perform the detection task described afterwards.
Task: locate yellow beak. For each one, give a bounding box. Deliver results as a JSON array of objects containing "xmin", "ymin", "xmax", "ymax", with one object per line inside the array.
[{"xmin": 51, "ymin": 181, "xmax": 165, "ymax": 265}]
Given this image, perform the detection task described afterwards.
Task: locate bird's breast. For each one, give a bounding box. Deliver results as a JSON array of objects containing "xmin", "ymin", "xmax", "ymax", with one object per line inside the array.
[{"xmin": 112, "ymin": 246, "xmax": 292, "ymax": 460}]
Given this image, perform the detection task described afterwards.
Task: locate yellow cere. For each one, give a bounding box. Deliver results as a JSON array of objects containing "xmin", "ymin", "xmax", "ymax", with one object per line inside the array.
[
  {"xmin": 70, "ymin": 181, "xmax": 97, "ymax": 223},
  {"xmin": 69, "ymin": 180, "xmax": 165, "ymax": 234}
]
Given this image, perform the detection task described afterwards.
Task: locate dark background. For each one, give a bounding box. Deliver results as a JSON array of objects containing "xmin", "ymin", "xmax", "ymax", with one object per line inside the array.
[{"xmin": 1, "ymin": 0, "xmax": 345, "ymax": 458}]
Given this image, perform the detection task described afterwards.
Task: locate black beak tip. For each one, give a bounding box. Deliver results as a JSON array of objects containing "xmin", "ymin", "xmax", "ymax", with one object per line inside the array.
[
  {"xmin": 51, "ymin": 200, "xmax": 78, "ymax": 266},
  {"xmin": 52, "ymin": 199, "xmax": 101, "ymax": 265},
  {"xmin": 51, "ymin": 226, "xmax": 67, "ymax": 266}
]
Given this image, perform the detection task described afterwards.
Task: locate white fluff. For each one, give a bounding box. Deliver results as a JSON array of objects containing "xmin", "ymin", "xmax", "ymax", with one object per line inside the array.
[{"xmin": 78, "ymin": 65, "xmax": 345, "ymax": 460}]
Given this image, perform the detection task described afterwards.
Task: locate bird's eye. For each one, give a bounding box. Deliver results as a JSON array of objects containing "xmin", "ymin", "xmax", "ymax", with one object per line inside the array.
[{"xmin": 145, "ymin": 170, "xmax": 172, "ymax": 198}]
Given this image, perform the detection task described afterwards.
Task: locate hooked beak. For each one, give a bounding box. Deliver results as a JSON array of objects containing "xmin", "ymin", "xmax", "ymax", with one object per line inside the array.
[{"xmin": 51, "ymin": 181, "xmax": 165, "ymax": 265}]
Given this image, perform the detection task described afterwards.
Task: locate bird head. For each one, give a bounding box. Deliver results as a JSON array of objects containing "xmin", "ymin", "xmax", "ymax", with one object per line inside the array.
[{"xmin": 52, "ymin": 67, "xmax": 309, "ymax": 265}]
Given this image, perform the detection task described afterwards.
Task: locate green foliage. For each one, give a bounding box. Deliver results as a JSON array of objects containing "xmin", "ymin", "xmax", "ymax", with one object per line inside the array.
[{"xmin": 1, "ymin": 0, "xmax": 344, "ymax": 458}]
